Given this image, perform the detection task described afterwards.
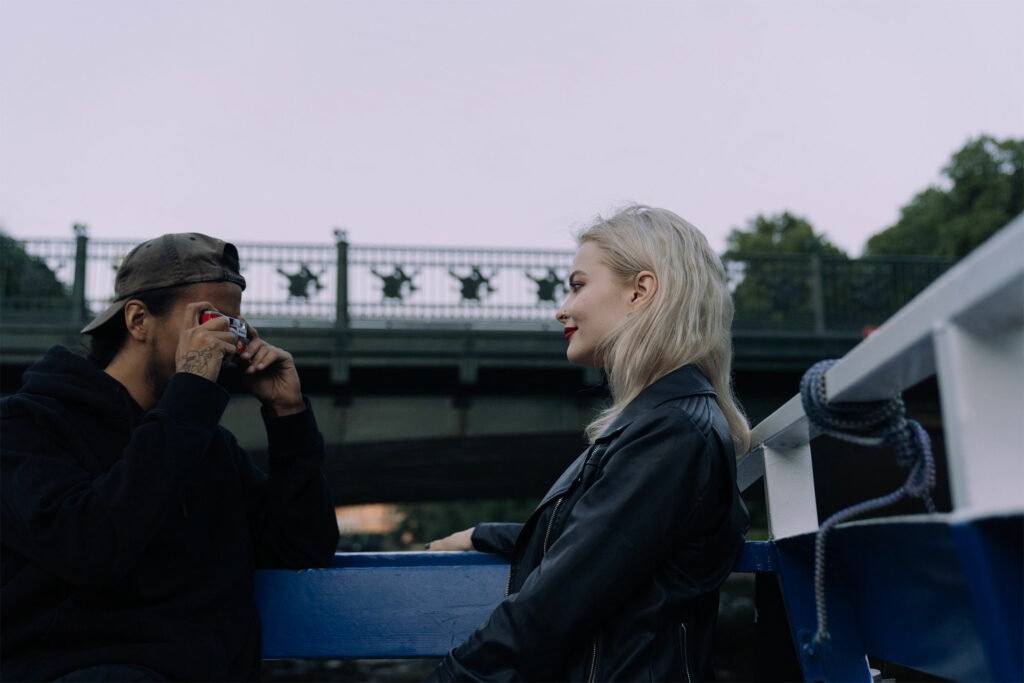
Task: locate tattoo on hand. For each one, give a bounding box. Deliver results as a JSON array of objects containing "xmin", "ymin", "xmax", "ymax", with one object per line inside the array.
[{"xmin": 179, "ymin": 346, "xmax": 214, "ymax": 375}]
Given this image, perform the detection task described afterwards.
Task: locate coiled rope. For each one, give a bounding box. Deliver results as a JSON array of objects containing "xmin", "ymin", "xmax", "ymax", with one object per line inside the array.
[{"xmin": 799, "ymin": 359, "xmax": 937, "ymax": 647}]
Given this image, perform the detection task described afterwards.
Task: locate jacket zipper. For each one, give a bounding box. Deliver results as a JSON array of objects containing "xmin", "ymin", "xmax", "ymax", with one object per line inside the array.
[
  {"xmin": 585, "ymin": 636, "xmax": 598, "ymax": 683},
  {"xmin": 540, "ymin": 496, "xmax": 596, "ymax": 681},
  {"xmin": 542, "ymin": 497, "xmax": 564, "ymax": 553},
  {"xmin": 680, "ymin": 623, "xmax": 693, "ymax": 683},
  {"xmin": 507, "ymin": 495, "xmax": 565, "ymax": 597}
]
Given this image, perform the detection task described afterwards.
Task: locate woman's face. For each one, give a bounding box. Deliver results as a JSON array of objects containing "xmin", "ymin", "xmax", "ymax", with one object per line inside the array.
[{"xmin": 556, "ymin": 241, "xmax": 635, "ymax": 367}]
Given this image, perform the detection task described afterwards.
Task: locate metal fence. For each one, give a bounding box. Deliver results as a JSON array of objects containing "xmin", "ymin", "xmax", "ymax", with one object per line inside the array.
[
  {"xmin": 349, "ymin": 243, "xmax": 573, "ymax": 322},
  {"xmin": 725, "ymin": 252, "xmax": 953, "ymax": 332},
  {"xmin": 1, "ymin": 230, "xmax": 953, "ymax": 332}
]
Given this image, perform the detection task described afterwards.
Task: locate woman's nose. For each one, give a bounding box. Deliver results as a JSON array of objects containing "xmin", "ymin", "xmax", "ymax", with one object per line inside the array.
[{"xmin": 555, "ymin": 300, "xmax": 569, "ymax": 323}]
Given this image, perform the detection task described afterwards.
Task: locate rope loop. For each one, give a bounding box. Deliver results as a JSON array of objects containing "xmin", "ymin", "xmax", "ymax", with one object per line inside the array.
[{"xmin": 798, "ymin": 359, "xmax": 938, "ymax": 645}]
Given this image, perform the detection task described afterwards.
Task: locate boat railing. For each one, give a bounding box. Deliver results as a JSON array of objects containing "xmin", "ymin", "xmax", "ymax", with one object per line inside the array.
[
  {"xmin": 733, "ymin": 212, "xmax": 1023, "ymax": 680},
  {"xmin": 740, "ymin": 212, "xmax": 1023, "ymax": 536}
]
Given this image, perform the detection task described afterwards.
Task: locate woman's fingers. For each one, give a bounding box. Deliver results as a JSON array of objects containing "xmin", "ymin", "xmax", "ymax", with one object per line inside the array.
[{"xmin": 425, "ymin": 528, "xmax": 475, "ymax": 551}]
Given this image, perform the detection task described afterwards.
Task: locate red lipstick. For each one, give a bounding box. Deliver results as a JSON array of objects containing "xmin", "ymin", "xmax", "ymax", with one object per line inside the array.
[{"xmin": 563, "ymin": 327, "xmax": 577, "ymax": 341}]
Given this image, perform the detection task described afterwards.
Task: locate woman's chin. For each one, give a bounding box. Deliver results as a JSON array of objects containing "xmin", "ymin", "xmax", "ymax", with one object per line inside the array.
[{"xmin": 566, "ymin": 349, "xmax": 600, "ymax": 368}]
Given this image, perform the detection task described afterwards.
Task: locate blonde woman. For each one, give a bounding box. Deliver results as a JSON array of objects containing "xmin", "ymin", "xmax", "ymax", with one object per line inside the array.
[{"xmin": 428, "ymin": 205, "xmax": 750, "ymax": 682}]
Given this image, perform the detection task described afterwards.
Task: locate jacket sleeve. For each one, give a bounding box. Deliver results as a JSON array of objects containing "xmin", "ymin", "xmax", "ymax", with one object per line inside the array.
[
  {"xmin": 431, "ymin": 406, "xmax": 725, "ymax": 681},
  {"xmin": 235, "ymin": 398, "xmax": 340, "ymax": 569},
  {"xmin": 471, "ymin": 523, "xmax": 523, "ymax": 558},
  {"xmin": 1, "ymin": 373, "xmax": 229, "ymax": 587}
]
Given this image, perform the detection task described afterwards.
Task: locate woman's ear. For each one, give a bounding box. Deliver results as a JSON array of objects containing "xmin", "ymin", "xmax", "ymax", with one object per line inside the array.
[
  {"xmin": 630, "ymin": 270, "xmax": 658, "ymax": 309},
  {"xmin": 123, "ymin": 300, "xmax": 151, "ymax": 342}
]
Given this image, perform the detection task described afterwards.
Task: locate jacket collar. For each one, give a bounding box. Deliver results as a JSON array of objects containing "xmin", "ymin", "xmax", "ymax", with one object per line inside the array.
[{"xmin": 596, "ymin": 364, "xmax": 716, "ymax": 441}]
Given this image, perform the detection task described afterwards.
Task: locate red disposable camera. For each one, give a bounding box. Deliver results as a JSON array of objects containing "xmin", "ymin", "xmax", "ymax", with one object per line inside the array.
[{"xmin": 200, "ymin": 310, "xmax": 248, "ymax": 354}]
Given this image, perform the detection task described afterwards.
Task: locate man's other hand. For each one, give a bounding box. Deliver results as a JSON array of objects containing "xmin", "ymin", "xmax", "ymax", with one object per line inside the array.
[{"xmin": 238, "ymin": 322, "xmax": 305, "ymax": 417}]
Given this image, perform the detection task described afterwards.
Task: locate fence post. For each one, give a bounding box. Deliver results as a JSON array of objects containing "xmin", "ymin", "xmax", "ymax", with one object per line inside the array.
[
  {"xmin": 334, "ymin": 228, "xmax": 349, "ymax": 329},
  {"xmin": 71, "ymin": 223, "xmax": 89, "ymax": 324},
  {"xmin": 809, "ymin": 247, "xmax": 826, "ymax": 334}
]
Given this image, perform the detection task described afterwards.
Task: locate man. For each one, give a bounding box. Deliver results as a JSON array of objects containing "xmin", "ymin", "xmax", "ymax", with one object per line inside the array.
[{"xmin": 1, "ymin": 233, "xmax": 340, "ymax": 681}]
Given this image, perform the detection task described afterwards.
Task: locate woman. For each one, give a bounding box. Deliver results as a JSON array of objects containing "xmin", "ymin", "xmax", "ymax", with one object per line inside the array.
[{"xmin": 428, "ymin": 205, "xmax": 750, "ymax": 682}]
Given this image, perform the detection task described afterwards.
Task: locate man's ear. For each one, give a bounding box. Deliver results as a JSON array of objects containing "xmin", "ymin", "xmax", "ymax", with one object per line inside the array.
[
  {"xmin": 629, "ymin": 270, "xmax": 658, "ymax": 309},
  {"xmin": 123, "ymin": 300, "xmax": 151, "ymax": 342}
]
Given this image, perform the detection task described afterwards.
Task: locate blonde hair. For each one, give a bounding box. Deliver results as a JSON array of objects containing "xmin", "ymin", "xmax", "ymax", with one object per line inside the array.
[{"xmin": 579, "ymin": 205, "xmax": 750, "ymax": 454}]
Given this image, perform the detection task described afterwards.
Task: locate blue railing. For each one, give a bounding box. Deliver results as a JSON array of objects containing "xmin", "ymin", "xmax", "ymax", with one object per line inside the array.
[{"xmin": 255, "ymin": 544, "xmax": 776, "ymax": 660}]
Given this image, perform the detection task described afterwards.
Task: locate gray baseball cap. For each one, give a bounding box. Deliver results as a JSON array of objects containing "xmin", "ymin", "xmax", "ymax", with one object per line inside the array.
[{"xmin": 81, "ymin": 233, "xmax": 246, "ymax": 334}]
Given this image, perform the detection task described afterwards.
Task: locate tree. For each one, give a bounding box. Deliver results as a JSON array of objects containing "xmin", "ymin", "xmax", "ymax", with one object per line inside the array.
[
  {"xmin": 866, "ymin": 135, "xmax": 1024, "ymax": 259},
  {"xmin": 725, "ymin": 211, "xmax": 846, "ymax": 257},
  {"xmin": 724, "ymin": 212, "xmax": 846, "ymax": 330},
  {"xmin": 0, "ymin": 231, "xmax": 72, "ymax": 314}
]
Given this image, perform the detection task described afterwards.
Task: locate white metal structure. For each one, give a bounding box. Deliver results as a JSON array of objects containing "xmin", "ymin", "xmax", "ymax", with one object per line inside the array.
[
  {"xmin": 740, "ymin": 213, "xmax": 1024, "ymax": 539},
  {"xmin": 734, "ymin": 213, "xmax": 1023, "ymax": 681}
]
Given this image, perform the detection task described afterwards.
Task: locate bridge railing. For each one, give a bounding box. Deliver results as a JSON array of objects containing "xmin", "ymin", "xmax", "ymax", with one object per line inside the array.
[{"xmin": 3, "ymin": 228, "xmax": 951, "ymax": 331}]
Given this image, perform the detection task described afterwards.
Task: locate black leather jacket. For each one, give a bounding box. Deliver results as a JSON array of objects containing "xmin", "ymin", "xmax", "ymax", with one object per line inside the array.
[{"xmin": 430, "ymin": 365, "xmax": 749, "ymax": 682}]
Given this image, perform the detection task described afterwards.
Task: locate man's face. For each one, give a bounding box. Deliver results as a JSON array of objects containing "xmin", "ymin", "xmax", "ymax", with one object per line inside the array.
[{"xmin": 147, "ymin": 281, "xmax": 244, "ymax": 397}]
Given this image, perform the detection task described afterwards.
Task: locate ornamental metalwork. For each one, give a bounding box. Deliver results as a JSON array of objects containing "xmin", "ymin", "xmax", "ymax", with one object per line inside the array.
[{"xmin": 3, "ymin": 230, "xmax": 954, "ymax": 331}]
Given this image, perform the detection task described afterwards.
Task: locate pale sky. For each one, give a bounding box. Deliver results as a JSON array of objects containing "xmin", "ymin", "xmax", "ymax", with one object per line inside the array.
[{"xmin": 1, "ymin": 0, "xmax": 1021, "ymax": 255}]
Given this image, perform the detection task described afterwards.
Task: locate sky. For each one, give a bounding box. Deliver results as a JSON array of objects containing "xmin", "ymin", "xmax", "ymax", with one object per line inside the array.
[{"xmin": 1, "ymin": 0, "xmax": 1022, "ymax": 256}]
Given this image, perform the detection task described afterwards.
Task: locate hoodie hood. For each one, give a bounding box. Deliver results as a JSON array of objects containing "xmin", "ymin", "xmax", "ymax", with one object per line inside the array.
[{"xmin": 13, "ymin": 345, "xmax": 142, "ymax": 425}]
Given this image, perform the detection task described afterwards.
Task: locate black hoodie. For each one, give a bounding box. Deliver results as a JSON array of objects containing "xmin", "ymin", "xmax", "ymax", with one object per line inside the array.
[{"xmin": 1, "ymin": 346, "xmax": 339, "ymax": 681}]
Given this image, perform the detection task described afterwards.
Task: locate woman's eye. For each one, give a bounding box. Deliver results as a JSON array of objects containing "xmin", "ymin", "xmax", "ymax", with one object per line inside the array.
[{"xmin": 569, "ymin": 281, "xmax": 582, "ymax": 292}]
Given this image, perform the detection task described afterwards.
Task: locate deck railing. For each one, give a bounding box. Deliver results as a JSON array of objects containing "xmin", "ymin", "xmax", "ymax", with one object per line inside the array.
[{"xmin": 2, "ymin": 229, "xmax": 951, "ymax": 331}]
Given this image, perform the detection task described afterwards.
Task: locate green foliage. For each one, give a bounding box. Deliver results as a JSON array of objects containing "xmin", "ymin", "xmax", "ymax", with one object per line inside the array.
[
  {"xmin": 866, "ymin": 135, "xmax": 1024, "ymax": 259},
  {"xmin": 395, "ymin": 498, "xmax": 539, "ymax": 547},
  {"xmin": 724, "ymin": 213, "xmax": 846, "ymax": 330},
  {"xmin": 725, "ymin": 211, "xmax": 846, "ymax": 257},
  {"xmin": 0, "ymin": 231, "xmax": 72, "ymax": 313}
]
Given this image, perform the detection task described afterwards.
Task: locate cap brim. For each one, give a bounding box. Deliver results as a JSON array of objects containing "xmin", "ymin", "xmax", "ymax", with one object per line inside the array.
[{"xmin": 80, "ymin": 298, "xmax": 127, "ymax": 334}]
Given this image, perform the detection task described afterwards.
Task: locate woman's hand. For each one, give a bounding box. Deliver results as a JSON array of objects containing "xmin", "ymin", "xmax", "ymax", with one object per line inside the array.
[{"xmin": 426, "ymin": 527, "xmax": 475, "ymax": 551}]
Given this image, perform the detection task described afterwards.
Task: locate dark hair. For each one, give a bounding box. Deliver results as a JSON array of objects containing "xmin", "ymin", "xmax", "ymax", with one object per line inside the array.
[{"xmin": 85, "ymin": 285, "xmax": 193, "ymax": 368}]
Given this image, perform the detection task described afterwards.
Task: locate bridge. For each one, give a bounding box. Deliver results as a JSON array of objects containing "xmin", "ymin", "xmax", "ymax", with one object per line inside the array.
[{"xmin": 1, "ymin": 229, "xmax": 952, "ymax": 504}]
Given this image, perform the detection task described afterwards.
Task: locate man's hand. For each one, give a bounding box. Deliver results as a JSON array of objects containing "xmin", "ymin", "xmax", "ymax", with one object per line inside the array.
[
  {"xmin": 176, "ymin": 302, "xmax": 238, "ymax": 382},
  {"xmin": 238, "ymin": 322, "xmax": 305, "ymax": 417},
  {"xmin": 426, "ymin": 527, "xmax": 476, "ymax": 551}
]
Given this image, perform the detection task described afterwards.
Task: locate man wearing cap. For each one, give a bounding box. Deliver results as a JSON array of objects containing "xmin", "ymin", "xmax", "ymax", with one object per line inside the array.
[{"xmin": 1, "ymin": 234, "xmax": 340, "ymax": 681}]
